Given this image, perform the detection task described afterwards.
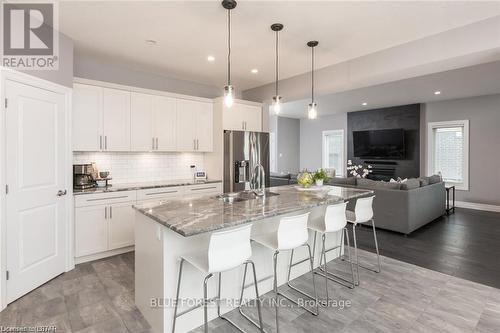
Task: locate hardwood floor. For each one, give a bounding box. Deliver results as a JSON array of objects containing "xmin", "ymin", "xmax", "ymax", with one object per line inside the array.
[{"xmin": 354, "ymin": 207, "xmax": 500, "ymax": 289}]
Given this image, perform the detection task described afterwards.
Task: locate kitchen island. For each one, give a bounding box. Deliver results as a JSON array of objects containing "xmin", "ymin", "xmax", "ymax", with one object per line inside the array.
[{"xmin": 134, "ymin": 185, "xmax": 372, "ymax": 333}]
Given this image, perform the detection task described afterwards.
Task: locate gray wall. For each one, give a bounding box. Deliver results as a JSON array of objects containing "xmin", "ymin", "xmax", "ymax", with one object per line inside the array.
[
  {"xmin": 276, "ymin": 117, "xmax": 300, "ymax": 174},
  {"xmin": 300, "ymin": 113, "xmax": 347, "ymax": 173},
  {"xmin": 423, "ymin": 94, "xmax": 500, "ymax": 206},
  {"xmin": 21, "ymin": 32, "xmax": 74, "ymax": 88},
  {"xmin": 74, "ymin": 53, "xmax": 220, "ymax": 98}
]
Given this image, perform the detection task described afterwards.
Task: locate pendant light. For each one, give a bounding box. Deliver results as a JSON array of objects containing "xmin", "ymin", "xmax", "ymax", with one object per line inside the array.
[
  {"xmin": 271, "ymin": 23, "xmax": 284, "ymax": 115},
  {"xmin": 307, "ymin": 41, "xmax": 319, "ymax": 119},
  {"xmin": 222, "ymin": 0, "xmax": 237, "ymax": 108}
]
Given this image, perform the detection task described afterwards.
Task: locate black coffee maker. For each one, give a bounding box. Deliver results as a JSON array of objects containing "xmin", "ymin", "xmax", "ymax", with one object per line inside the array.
[{"xmin": 73, "ymin": 164, "xmax": 96, "ymax": 190}]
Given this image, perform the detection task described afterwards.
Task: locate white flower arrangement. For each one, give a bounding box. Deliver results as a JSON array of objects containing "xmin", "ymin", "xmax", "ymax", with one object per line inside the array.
[{"xmin": 347, "ymin": 160, "xmax": 373, "ymax": 178}]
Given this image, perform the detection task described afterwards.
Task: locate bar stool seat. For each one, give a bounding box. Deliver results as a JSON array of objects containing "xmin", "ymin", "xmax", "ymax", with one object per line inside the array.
[
  {"xmin": 172, "ymin": 225, "xmax": 264, "ymax": 333},
  {"xmin": 250, "ymin": 233, "xmax": 279, "ymax": 250},
  {"xmin": 344, "ymin": 195, "xmax": 381, "ymax": 286},
  {"xmin": 251, "ymin": 212, "xmax": 319, "ymax": 333},
  {"xmin": 308, "ymin": 202, "xmax": 356, "ymax": 293}
]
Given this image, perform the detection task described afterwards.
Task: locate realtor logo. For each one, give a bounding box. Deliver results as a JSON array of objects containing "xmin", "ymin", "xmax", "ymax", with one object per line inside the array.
[{"xmin": 2, "ymin": 1, "xmax": 59, "ymax": 70}]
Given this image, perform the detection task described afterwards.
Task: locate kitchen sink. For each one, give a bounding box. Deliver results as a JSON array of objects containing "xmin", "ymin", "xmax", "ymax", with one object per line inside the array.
[{"xmin": 217, "ymin": 190, "xmax": 280, "ymax": 203}]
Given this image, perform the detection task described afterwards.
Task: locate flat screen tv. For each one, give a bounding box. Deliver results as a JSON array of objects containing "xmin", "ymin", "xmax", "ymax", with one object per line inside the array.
[{"xmin": 353, "ymin": 129, "xmax": 405, "ymax": 159}]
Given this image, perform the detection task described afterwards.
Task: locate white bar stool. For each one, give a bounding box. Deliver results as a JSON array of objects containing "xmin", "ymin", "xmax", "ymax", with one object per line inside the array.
[
  {"xmin": 172, "ymin": 225, "xmax": 264, "ymax": 333},
  {"xmin": 308, "ymin": 201, "xmax": 356, "ymax": 293},
  {"xmin": 345, "ymin": 195, "xmax": 381, "ymax": 285},
  {"xmin": 251, "ymin": 212, "xmax": 319, "ymax": 333}
]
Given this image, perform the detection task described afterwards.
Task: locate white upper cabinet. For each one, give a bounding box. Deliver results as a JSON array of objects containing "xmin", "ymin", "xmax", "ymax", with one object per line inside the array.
[
  {"xmin": 153, "ymin": 96, "xmax": 177, "ymax": 151},
  {"xmin": 73, "ymin": 84, "xmax": 103, "ymax": 151},
  {"xmin": 102, "ymin": 88, "xmax": 131, "ymax": 151},
  {"xmin": 223, "ymin": 102, "xmax": 262, "ymax": 132},
  {"xmin": 73, "ymin": 82, "xmax": 213, "ymax": 152},
  {"xmin": 195, "ymin": 101, "xmax": 213, "ymax": 152},
  {"xmin": 176, "ymin": 99, "xmax": 213, "ymax": 152},
  {"xmin": 131, "ymin": 92, "xmax": 154, "ymax": 151},
  {"xmin": 176, "ymin": 99, "xmax": 196, "ymax": 151}
]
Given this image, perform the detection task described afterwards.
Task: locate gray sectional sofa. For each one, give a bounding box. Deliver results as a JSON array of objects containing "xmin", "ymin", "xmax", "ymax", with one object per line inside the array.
[{"xmin": 327, "ymin": 176, "xmax": 446, "ymax": 235}]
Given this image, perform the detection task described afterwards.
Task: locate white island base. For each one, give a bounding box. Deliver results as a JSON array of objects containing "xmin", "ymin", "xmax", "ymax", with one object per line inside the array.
[{"xmin": 135, "ymin": 206, "xmax": 344, "ymax": 333}]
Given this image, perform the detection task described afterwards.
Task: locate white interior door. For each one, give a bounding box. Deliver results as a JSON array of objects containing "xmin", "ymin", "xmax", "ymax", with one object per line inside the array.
[
  {"xmin": 153, "ymin": 96, "xmax": 177, "ymax": 151},
  {"xmin": 5, "ymin": 79, "xmax": 67, "ymax": 304}
]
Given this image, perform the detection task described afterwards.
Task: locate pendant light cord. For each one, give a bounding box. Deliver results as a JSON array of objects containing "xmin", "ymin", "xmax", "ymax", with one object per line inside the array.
[
  {"xmin": 227, "ymin": 9, "xmax": 231, "ymax": 86},
  {"xmin": 311, "ymin": 46, "xmax": 315, "ymax": 103},
  {"xmin": 275, "ymin": 30, "xmax": 279, "ymax": 97}
]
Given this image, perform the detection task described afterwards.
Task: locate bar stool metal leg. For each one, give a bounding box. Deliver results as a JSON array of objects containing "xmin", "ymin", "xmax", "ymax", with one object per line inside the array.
[
  {"xmin": 221, "ymin": 261, "xmax": 266, "ymax": 333},
  {"xmin": 172, "ymin": 259, "xmax": 185, "ymax": 333},
  {"xmin": 283, "ymin": 245, "xmax": 319, "ymax": 316},
  {"xmin": 273, "ymin": 251, "xmax": 280, "ymax": 333},
  {"xmin": 315, "ymin": 229, "xmax": 356, "ymax": 289},
  {"xmin": 203, "ymin": 274, "xmax": 213, "ymax": 333},
  {"xmin": 371, "ymin": 219, "xmax": 381, "ymax": 273},
  {"xmin": 352, "ymin": 224, "xmax": 360, "ymax": 286}
]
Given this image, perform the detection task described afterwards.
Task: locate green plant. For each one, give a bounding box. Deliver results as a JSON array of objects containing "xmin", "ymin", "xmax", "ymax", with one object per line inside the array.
[{"xmin": 313, "ymin": 169, "xmax": 329, "ymax": 182}]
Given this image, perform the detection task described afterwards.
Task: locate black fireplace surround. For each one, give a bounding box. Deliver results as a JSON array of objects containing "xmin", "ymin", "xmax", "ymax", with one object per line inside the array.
[{"xmin": 347, "ymin": 104, "xmax": 421, "ymax": 181}]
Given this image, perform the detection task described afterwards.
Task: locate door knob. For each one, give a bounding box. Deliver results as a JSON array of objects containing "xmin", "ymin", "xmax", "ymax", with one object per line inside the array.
[{"xmin": 57, "ymin": 189, "xmax": 67, "ymax": 196}]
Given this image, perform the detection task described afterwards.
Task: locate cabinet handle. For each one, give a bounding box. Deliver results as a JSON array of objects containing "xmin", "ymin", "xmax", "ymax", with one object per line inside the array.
[
  {"xmin": 105, "ymin": 206, "xmax": 107, "ymax": 219},
  {"xmin": 242, "ymin": 121, "xmax": 244, "ymax": 130},
  {"xmin": 156, "ymin": 137, "xmax": 159, "ymax": 150},
  {"xmin": 110, "ymin": 206, "xmax": 113, "ymax": 219},
  {"xmin": 193, "ymin": 139, "xmax": 196, "ymax": 150},
  {"xmin": 145, "ymin": 190, "xmax": 178, "ymax": 196},
  {"xmin": 196, "ymin": 139, "xmax": 199, "ymax": 150},
  {"xmin": 105, "ymin": 136, "xmax": 108, "ymax": 150},
  {"xmin": 191, "ymin": 186, "xmax": 217, "ymax": 191},
  {"xmin": 87, "ymin": 195, "xmax": 129, "ymax": 202},
  {"xmin": 245, "ymin": 121, "xmax": 247, "ymax": 130},
  {"xmin": 100, "ymin": 136, "xmax": 103, "ymax": 150},
  {"xmin": 152, "ymin": 137, "xmax": 155, "ymax": 150}
]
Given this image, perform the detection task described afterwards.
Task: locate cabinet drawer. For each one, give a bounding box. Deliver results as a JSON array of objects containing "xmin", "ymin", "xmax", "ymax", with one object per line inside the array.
[
  {"xmin": 184, "ymin": 183, "xmax": 222, "ymax": 196},
  {"xmin": 74, "ymin": 190, "xmax": 136, "ymax": 207},
  {"xmin": 136, "ymin": 186, "xmax": 184, "ymax": 201}
]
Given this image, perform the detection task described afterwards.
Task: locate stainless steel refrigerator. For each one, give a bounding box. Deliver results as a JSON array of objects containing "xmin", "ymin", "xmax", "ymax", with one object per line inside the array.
[{"xmin": 223, "ymin": 130, "xmax": 270, "ymax": 193}]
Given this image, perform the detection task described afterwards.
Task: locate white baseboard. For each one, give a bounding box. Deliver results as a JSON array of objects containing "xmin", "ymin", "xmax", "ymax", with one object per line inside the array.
[
  {"xmin": 74, "ymin": 246, "xmax": 134, "ymax": 265},
  {"xmin": 455, "ymin": 201, "xmax": 500, "ymax": 213}
]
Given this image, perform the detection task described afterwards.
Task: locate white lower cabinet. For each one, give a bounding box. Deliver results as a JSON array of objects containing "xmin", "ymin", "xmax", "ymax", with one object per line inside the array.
[
  {"xmin": 108, "ymin": 202, "xmax": 135, "ymax": 250},
  {"xmin": 75, "ymin": 205, "xmax": 108, "ymax": 257},
  {"xmin": 74, "ymin": 183, "xmax": 222, "ymax": 262}
]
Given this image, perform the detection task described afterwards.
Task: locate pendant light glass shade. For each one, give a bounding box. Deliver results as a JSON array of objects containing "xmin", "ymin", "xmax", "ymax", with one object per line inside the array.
[
  {"xmin": 224, "ymin": 85, "xmax": 234, "ymax": 108},
  {"xmin": 222, "ymin": 0, "xmax": 237, "ymax": 108},
  {"xmin": 308, "ymin": 102, "xmax": 317, "ymax": 119},
  {"xmin": 307, "ymin": 40, "xmax": 319, "ymax": 119},
  {"xmin": 272, "ymin": 95, "xmax": 282, "ymax": 114},
  {"xmin": 271, "ymin": 23, "xmax": 284, "ymax": 115}
]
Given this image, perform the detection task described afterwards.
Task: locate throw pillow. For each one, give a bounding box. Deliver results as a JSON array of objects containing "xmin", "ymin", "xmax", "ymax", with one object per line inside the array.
[
  {"xmin": 428, "ymin": 174, "xmax": 442, "ymax": 184},
  {"xmin": 418, "ymin": 177, "xmax": 430, "ymax": 187},
  {"xmin": 401, "ymin": 178, "xmax": 420, "ymax": 190}
]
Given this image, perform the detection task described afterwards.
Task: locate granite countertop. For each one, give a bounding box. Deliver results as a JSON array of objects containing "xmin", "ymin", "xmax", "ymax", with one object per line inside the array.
[
  {"xmin": 133, "ymin": 185, "xmax": 373, "ymax": 237},
  {"xmin": 73, "ymin": 179, "xmax": 222, "ymax": 195}
]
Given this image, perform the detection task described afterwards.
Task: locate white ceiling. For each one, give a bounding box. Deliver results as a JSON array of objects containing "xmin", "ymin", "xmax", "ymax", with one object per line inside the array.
[
  {"xmin": 60, "ymin": 1, "xmax": 500, "ymax": 91},
  {"xmin": 278, "ymin": 60, "xmax": 500, "ymax": 118}
]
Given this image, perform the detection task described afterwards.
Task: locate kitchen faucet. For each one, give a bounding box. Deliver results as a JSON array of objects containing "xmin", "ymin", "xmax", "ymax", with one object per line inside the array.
[{"xmin": 250, "ymin": 163, "xmax": 266, "ymax": 195}]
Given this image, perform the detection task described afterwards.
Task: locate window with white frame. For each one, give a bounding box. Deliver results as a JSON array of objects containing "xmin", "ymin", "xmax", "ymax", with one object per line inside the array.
[
  {"xmin": 322, "ymin": 130, "xmax": 344, "ymax": 177},
  {"xmin": 427, "ymin": 120, "xmax": 469, "ymax": 190}
]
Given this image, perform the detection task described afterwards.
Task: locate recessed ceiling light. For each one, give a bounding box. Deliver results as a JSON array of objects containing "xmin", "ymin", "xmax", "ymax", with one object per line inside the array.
[
  {"xmin": 434, "ymin": 91, "xmax": 441, "ymax": 95},
  {"xmin": 362, "ymin": 102, "xmax": 368, "ymax": 106},
  {"xmin": 207, "ymin": 55, "xmax": 215, "ymax": 62},
  {"xmin": 251, "ymin": 69, "xmax": 259, "ymax": 74},
  {"xmin": 145, "ymin": 39, "xmax": 157, "ymax": 46}
]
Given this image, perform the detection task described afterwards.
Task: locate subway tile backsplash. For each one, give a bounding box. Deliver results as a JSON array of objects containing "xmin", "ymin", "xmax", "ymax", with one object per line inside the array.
[{"xmin": 73, "ymin": 152, "xmax": 205, "ymax": 184}]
